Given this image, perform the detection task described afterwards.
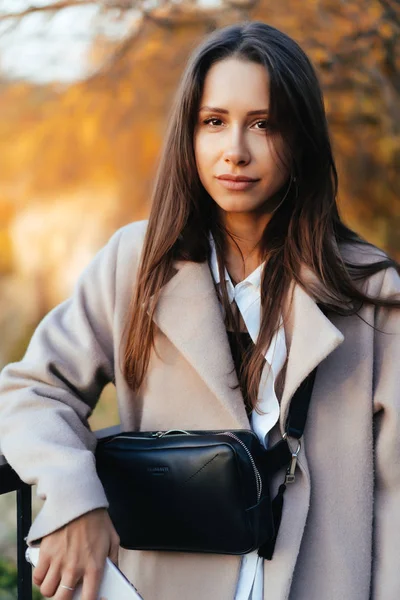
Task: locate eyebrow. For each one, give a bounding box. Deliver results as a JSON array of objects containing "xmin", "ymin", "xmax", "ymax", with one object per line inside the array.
[{"xmin": 199, "ymin": 106, "xmax": 269, "ymax": 116}]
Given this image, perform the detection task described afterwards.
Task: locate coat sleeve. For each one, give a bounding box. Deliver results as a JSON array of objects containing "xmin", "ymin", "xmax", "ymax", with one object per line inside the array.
[
  {"xmin": 372, "ymin": 266, "xmax": 400, "ymax": 598},
  {"xmin": 0, "ymin": 226, "xmax": 125, "ymax": 544}
]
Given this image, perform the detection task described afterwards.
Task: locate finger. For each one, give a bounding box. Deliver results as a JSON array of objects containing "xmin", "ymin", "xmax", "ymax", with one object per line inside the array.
[
  {"xmin": 55, "ymin": 580, "xmax": 80, "ymax": 600},
  {"xmin": 53, "ymin": 570, "xmax": 82, "ymax": 600},
  {"xmin": 80, "ymin": 562, "xmax": 105, "ymax": 600},
  {"xmin": 32, "ymin": 552, "xmax": 51, "ymax": 587},
  {"xmin": 39, "ymin": 563, "xmax": 61, "ymax": 599}
]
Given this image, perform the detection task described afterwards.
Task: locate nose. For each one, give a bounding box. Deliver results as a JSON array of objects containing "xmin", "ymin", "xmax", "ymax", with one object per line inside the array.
[{"xmin": 222, "ymin": 127, "xmax": 251, "ymax": 166}]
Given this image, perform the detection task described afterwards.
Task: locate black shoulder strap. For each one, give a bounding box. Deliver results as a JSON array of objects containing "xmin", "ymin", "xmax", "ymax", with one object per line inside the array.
[
  {"xmin": 285, "ymin": 367, "xmax": 317, "ymax": 439},
  {"xmin": 259, "ymin": 367, "xmax": 317, "ymax": 561},
  {"xmin": 265, "ymin": 366, "xmax": 318, "ymax": 473}
]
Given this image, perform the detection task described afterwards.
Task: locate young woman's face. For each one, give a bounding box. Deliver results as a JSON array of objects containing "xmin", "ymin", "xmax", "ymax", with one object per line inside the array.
[{"xmin": 194, "ymin": 58, "xmax": 290, "ymax": 216}]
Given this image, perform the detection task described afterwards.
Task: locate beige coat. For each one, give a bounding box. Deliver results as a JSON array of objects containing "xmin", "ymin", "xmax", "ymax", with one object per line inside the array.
[{"xmin": 0, "ymin": 220, "xmax": 399, "ymax": 600}]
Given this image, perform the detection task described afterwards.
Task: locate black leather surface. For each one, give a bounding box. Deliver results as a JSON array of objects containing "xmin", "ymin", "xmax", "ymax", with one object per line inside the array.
[{"xmin": 96, "ymin": 430, "xmax": 275, "ymax": 554}]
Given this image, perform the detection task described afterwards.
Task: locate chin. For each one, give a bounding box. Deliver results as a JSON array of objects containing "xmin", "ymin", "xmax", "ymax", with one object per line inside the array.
[{"xmin": 212, "ymin": 195, "xmax": 267, "ymax": 214}]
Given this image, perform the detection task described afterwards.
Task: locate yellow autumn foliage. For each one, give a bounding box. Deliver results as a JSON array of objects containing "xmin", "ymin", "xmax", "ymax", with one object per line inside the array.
[{"xmin": 0, "ymin": 0, "xmax": 398, "ymax": 262}]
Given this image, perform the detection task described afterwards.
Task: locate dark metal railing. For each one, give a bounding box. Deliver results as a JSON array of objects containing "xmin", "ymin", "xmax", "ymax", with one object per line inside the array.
[
  {"xmin": 0, "ymin": 424, "xmax": 121, "ymax": 599},
  {"xmin": 0, "ymin": 454, "xmax": 32, "ymax": 599}
]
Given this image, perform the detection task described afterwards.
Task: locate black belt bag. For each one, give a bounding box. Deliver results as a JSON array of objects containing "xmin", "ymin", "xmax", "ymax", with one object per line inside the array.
[{"xmin": 96, "ymin": 369, "xmax": 316, "ymax": 560}]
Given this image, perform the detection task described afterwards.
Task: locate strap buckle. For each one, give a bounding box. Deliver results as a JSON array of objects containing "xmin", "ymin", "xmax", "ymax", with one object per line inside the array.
[{"xmin": 283, "ymin": 433, "xmax": 301, "ymax": 485}]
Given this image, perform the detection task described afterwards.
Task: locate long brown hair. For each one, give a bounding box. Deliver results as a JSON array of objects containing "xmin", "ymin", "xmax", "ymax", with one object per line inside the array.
[{"xmin": 122, "ymin": 21, "xmax": 399, "ymax": 410}]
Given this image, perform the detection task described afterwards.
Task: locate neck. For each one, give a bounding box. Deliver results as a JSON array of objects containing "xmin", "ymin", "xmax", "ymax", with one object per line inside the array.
[{"xmin": 219, "ymin": 211, "xmax": 271, "ymax": 282}]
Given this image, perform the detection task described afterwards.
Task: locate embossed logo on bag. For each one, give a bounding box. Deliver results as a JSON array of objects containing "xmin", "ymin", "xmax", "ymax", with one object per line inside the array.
[{"xmin": 147, "ymin": 466, "xmax": 170, "ymax": 475}]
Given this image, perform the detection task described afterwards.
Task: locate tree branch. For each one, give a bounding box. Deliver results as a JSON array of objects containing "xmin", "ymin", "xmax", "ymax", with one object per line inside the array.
[
  {"xmin": 0, "ymin": 0, "xmax": 134, "ymax": 21},
  {"xmin": 86, "ymin": 5, "xmax": 220, "ymax": 83}
]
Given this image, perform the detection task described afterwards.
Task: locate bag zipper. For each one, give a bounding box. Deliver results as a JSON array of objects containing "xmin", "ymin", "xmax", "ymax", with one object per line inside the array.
[
  {"xmin": 105, "ymin": 430, "xmax": 262, "ymax": 503},
  {"xmin": 221, "ymin": 432, "xmax": 262, "ymax": 503}
]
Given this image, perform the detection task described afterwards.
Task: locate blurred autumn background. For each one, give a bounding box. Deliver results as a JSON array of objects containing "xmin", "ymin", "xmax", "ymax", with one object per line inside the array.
[{"xmin": 0, "ymin": 0, "xmax": 399, "ymax": 596}]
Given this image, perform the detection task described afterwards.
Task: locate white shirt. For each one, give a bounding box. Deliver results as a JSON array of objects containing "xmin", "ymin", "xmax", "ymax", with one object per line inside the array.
[{"xmin": 209, "ymin": 237, "xmax": 287, "ymax": 600}]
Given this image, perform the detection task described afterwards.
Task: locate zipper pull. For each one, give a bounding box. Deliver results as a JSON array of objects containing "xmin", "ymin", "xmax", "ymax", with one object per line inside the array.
[{"xmin": 153, "ymin": 429, "xmax": 191, "ymax": 437}]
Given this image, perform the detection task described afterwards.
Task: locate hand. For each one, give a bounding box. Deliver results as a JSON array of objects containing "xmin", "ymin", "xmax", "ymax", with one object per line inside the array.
[{"xmin": 32, "ymin": 508, "xmax": 120, "ymax": 600}]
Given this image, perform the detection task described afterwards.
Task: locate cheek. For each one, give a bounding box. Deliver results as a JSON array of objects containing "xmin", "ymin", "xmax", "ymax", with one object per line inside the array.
[{"xmin": 194, "ymin": 136, "xmax": 213, "ymax": 178}]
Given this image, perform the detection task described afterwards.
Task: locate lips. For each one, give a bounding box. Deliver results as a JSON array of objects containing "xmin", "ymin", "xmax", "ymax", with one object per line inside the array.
[
  {"xmin": 216, "ymin": 176, "xmax": 259, "ymax": 191},
  {"xmin": 217, "ymin": 174, "xmax": 259, "ymax": 182}
]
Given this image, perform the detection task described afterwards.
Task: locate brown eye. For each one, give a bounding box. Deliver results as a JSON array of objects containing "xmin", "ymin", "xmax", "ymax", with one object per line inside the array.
[
  {"xmin": 204, "ymin": 118, "xmax": 223, "ymax": 127},
  {"xmin": 254, "ymin": 120, "xmax": 269, "ymax": 130}
]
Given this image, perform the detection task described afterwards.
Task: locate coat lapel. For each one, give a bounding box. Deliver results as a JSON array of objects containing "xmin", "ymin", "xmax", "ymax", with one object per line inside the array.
[
  {"xmin": 151, "ymin": 260, "xmax": 249, "ymax": 428},
  {"xmin": 279, "ymin": 281, "xmax": 345, "ymax": 434},
  {"xmin": 152, "ymin": 260, "xmax": 345, "ymax": 434},
  {"xmin": 265, "ymin": 281, "xmax": 345, "ymax": 600}
]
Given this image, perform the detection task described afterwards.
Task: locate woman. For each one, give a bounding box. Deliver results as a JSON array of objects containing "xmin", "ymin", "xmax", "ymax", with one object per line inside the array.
[{"xmin": 0, "ymin": 20, "xmax": 399, "ymax": 600}]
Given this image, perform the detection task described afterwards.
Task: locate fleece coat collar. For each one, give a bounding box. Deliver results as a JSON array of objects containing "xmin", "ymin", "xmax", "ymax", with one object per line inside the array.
[{"xmin": 153, "ymin": 259, "xmax": 344, "ymax": 430}]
